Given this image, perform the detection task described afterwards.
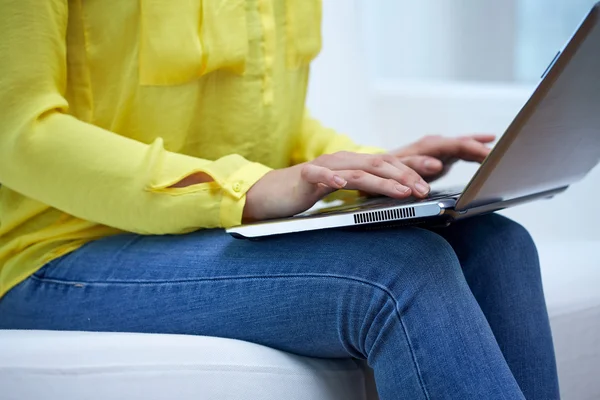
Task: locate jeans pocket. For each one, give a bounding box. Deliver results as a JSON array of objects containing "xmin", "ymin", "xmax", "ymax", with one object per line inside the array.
[
  {"xmin": 32, "ymin": 260, "xmax": 59, "ymax": 280},
  {"xmin": 32, "ymin": 242, "xmax": 88, "ymax": 281}
]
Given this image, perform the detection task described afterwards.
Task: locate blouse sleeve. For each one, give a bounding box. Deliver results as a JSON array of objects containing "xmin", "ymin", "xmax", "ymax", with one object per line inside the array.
[{"xmin": 0, "ymin": 0, "xmax": 271, "ymax": 233}]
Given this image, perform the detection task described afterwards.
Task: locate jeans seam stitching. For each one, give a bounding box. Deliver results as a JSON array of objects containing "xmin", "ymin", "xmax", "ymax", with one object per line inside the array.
[
  {"xmin": 394, "ymin": 305, "xmax": 430, "ymax": 400},
  {"xmin": 29, "ymin": 271, "xmax": 431, "ymax": 398},
  {"xmin": 366, "ymin": 297, "xmax": 430, "ymax": 400},
  {"xmin": 30, "ymin": 272, "xmax": 381, "ymax": 287}
]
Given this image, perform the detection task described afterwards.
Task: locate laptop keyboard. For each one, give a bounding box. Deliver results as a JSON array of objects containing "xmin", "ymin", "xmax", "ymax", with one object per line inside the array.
[
  {"xmin": 299, "ymin": 186, "xmax": 464, "ymax": 217},
  {"xmin": 359, "ymin": 186, "xmax": 463, "ymax": 208},
  {"xmin": 426, "ymin": 186, "xmax": 464, "ymax": 200}
]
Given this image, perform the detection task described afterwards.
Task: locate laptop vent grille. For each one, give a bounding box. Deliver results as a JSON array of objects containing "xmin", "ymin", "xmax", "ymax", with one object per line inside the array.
[{"xmin": 353, "ymin": 207, "xmax": 416, "ymax": 225}]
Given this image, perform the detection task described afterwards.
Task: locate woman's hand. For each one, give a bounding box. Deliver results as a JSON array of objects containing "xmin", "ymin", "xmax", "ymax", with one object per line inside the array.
[
  {"xmin": 391, "ymin": 134, "xmax": 496, "ymax": 182},
  {"xmin": 243, "ymin": 151, "xmax": 430, "ymax": 222}
]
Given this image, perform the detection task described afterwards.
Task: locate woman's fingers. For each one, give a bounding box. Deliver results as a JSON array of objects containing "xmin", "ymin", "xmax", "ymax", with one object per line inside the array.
[
  {"xmin": 462, "ymin": 133, "xmax": 496, "ymax": 143},
  {"xmin": 254, "ymin": 135, "xmax": 498, "ymax": 223},
  {"xmin": 441, "ymin": 135, "xmax": 494, "ymax": 162},
  {"xmin": 334, "ymin": 170, "xmax": 413, "ymax": 199},
  {"xmin": 400, "ymin": 135, "xmax": 494, "ymax": 163},
  {"xmin": 456, "ymin": 137, "xmax": 492, "ymax": 162},
  {"xmin": 300, "ymin": 163, "xmax": 347, "ymax": 189},
  {"xmin": 418, "ymin": 136, "xmax": 491, "ymax": 163},
  {"xmin": 299, "ymin": 161, "xmax": 415, "ymax": 199},
  {"xmin": 313, "ymin": 152, "xmax": 430, "ymax": 198},
  {"xmin": 399, "ymin": 156, "xmax": 444, "ymax": 177},
  {"xmin": 378, "ymin": 154, "xmax": 431, "ymax": 197}
]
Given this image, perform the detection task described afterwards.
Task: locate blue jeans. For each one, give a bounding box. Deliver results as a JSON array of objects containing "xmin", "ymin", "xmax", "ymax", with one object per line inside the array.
[{"xmin": 0, "ymin": 214, "xmax": 559, "ymax": 399}]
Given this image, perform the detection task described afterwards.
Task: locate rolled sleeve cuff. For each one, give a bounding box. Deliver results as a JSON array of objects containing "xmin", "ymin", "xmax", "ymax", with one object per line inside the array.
[{"xmin": 212, "ymin": 160, "xmax": 272, "ymax": 228}]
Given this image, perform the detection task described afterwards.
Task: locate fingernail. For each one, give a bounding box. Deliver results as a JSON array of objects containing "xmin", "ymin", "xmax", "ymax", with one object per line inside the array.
[
  {"xmin": 415, "ymin": 180, "xmax": 430, "ymax": 195},
  {"xmin": 396, "ymin": 184, "xmax": 410, "ymax": 194},
  {"xmin": 424, "ymin": 159, "xmax": 439, "ymax": 170},
  {"xmin": 333, "ymin": 175, "xmax": 347, "ymax": 188}
]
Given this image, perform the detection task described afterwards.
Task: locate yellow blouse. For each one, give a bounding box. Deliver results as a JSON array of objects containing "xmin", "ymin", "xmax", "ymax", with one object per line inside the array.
[{"xmin": 0, "ymin": 0, "xmax": 381, "ymax": 297}]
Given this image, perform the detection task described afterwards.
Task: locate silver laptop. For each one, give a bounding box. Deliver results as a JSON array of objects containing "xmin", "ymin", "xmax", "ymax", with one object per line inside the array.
[{"xmin": 227, "ymin": 3, "xmax": 600, "ymax": 239}]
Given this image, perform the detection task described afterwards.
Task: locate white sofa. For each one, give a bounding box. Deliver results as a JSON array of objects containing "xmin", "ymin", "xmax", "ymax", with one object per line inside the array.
[
  {"xmin": 537, "ymin": 240, "xmax": 600, "ymax": 400},
  {"xmin": 0, "ymin": 330, "xmax": 379, "ymax": 400},
  {"xmin": 1, "ymin": 240, "xmax": 598, "ymax": 400}
]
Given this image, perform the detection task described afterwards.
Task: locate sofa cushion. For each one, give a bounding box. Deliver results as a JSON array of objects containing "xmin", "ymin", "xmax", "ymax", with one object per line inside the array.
[{"xmin": 0, "ymin": 330, "xmax": 371, "ymax": 400}]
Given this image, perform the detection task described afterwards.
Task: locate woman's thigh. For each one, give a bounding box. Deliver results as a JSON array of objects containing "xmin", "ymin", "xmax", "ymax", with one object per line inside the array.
[
  {"xmin": 1, "ymin": 219, "xmax": 529, "ymax": 399},
  {"xmin": 0, "ymin": 226, "xmax": 472, "ymax": 355}
]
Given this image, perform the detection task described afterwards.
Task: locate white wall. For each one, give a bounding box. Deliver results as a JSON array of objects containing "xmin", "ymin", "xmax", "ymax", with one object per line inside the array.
[
  {"xmin": 361, "ymin": 1, "xmax": 517, "ymax": 82},
  {"xmin": 306, "ymin": 0, "xmax": 378, "ymax": 147}
]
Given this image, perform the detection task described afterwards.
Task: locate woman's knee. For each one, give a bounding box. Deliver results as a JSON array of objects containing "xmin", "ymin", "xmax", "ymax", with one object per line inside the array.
[
  {"xmin": 323, "ymin": 229, "xmax": 474, "ymax": 329},
  {"xmin": 487, "ymin": 214, "xmax": 537, "ymax": 252},
  {"xmin": 329, "ymin": 228, "xmax": 465, "ymax": 291},
  {"xmin": 445, "ymin": 213, "xmax": 542, "ymax": 284},
  {"xmin": 323, "ymin": 229, "xmax": 470, "ymax": 355},
  {"xmin": 488, "ymin": 215, "xmax": 544, "ymax": 286},
  {"xmin": 473, "ymin": 214, "xmax": 537, "ymax": 253}
]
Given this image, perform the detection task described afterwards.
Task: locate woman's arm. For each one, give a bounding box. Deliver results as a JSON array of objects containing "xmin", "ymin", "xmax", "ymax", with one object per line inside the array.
[{"xmin": 0, "ymin": 0, "xmax": 270, "ymax": 233}]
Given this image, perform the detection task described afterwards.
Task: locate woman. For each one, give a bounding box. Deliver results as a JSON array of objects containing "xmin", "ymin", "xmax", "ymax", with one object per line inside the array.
[{"xmin": 0, "ymin": 1, "xmax": 559, "ymax": 399}]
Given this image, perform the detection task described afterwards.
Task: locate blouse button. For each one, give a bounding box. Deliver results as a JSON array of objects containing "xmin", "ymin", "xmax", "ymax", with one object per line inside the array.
[{"xmin": 232, "ymin": 182, "xmax": 242, "ymax": 192}]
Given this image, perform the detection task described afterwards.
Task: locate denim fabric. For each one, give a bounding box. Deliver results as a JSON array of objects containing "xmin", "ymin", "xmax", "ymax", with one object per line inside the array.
[{"xmin": 0, "ymin": 214, "xmax": 559, "ymax": 399}]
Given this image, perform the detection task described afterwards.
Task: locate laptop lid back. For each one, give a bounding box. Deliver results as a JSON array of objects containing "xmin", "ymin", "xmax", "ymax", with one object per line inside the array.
[{"xmin": 455, "ymin": 3, "xmax": 600, "ymax": 211}]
